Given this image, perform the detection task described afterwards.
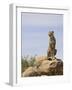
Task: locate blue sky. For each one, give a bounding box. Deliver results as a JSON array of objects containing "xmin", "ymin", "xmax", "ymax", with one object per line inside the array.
[{"xmin": 21, "ymin": 13, "xmax": 63, "ymax": 59}]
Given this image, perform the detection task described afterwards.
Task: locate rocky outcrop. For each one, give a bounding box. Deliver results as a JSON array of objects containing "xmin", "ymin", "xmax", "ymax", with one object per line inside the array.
[{"xmin": 22, "ymin": 58, "xmax": 63, "ymax": 77}]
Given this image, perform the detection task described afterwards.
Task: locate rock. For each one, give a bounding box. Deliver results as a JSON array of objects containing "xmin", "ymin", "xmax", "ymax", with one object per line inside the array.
[
  {"xmin": 22, "ymin": 58, "xmax": 63, "ymax": 77},
  {"xmin": 38, "ymin": 59, "xmax": 63, "ymax": 75},
  {"xmin": 35, "ymin": 56, "xmax": 47, "ymax": 63},
  {"xmin": 22, "ymin": 67, "xmax": 38, "ymax": 77},
  {"xmin": 35, "ymin": 56, "xmax": 48, "ymax": 68}
]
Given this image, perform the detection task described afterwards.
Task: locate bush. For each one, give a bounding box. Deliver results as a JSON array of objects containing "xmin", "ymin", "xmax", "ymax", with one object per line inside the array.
[
  {"xmin": 28, "ymin": 56, "xmax": 36, "ymax": 67},
  {"xmin": 21, "ymin": 58, "xmax": 29, "ymax": 73},
  {"xmin": 21, "ymin": 56, "xmax": 36, "ymax": 73}
]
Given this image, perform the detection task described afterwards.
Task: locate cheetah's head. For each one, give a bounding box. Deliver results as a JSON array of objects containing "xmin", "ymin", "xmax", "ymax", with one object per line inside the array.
[{"xmin": 48, "ymin": 31, "xmax": 54, "ymax": 37}]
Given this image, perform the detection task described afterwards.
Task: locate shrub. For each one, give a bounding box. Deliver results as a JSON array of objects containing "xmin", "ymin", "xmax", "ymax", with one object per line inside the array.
[
  {"xmin": 21, "ymin": 56, "xmax": 36, "ymax": 73},
  {"xmin": 28, "ymin": 56, "xmax": 36, "ymax": 67},
  {"xmin": 21, "ymin": 58, "xmax": 29, "ymax": 73}
]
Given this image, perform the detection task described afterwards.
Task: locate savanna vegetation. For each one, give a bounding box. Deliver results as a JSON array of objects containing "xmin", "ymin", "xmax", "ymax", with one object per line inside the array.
[{"xmin": 21, "ymin": 56, "xmax": 36, "ymax": 73}]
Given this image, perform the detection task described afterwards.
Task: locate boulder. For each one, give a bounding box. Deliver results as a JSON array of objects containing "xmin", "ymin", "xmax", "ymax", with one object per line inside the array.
[
  {"xmin": 22, "ymin": 67, "xmax": 38, "ymax": 77},
  {"xmin": 38, "ymin": 59, "xmax": 63, "ymax": 75},
  {"xmin": 35, "ymin": 56, "xmax": 47, "ymax": 64},
  {"xmin": 22, "ymin": 58, "xmax": 63, "ymax": 77}
]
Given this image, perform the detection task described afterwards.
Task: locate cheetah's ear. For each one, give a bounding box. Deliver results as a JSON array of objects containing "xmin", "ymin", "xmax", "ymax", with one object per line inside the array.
[{"xmin": 52, "ymin": 31, "xmax": 54, "ymax": 34}]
